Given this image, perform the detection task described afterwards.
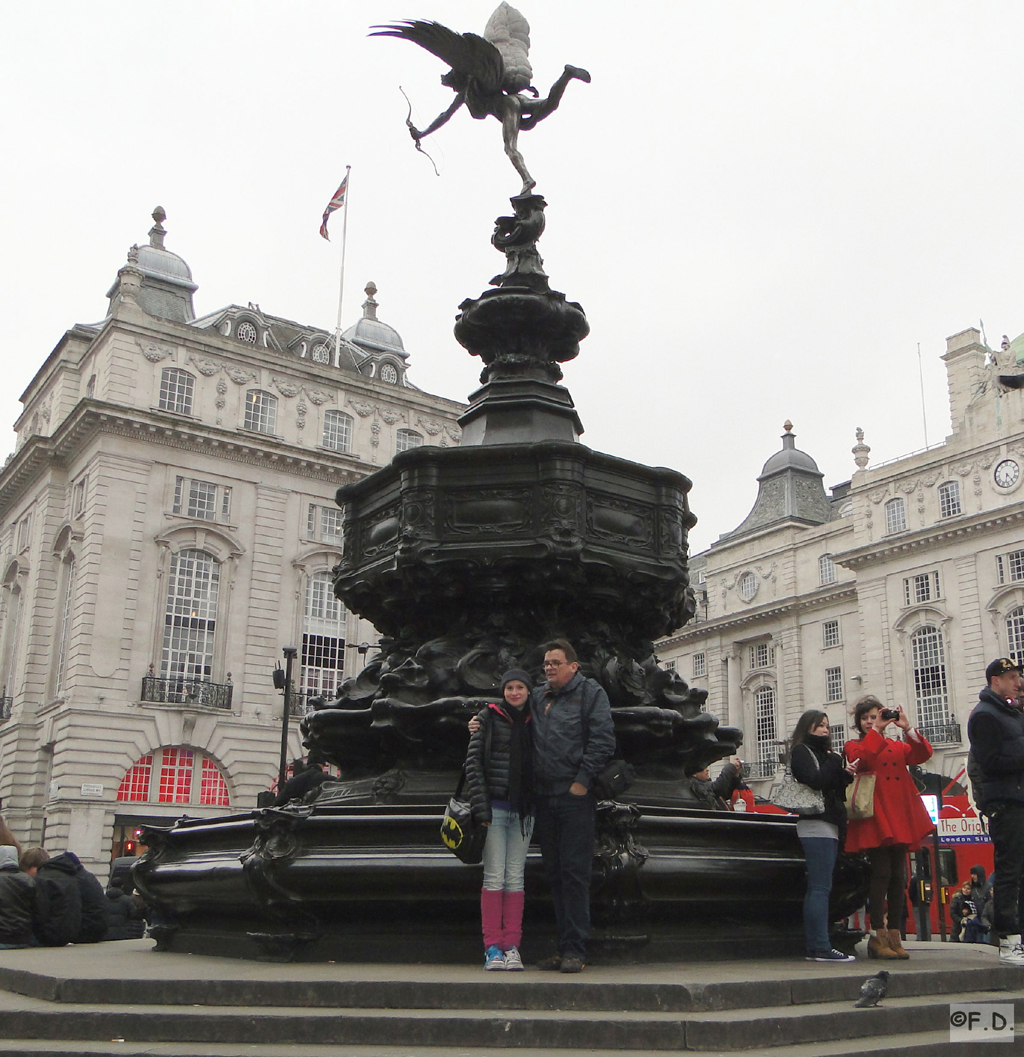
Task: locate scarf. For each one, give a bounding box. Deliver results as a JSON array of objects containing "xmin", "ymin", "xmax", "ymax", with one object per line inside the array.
[{"xmin": 503, "ymin": 702, "xmax": 534, "ymax": 830}]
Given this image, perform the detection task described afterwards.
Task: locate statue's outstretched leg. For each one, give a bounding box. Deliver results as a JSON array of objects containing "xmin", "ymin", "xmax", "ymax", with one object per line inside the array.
[
  {"xmin": 500, "ymin": 94, "xmax": 535, "ymax": 194},
  {"xmin": 519, "ymin": 65, "xmax": 591, "ymax": 131}
]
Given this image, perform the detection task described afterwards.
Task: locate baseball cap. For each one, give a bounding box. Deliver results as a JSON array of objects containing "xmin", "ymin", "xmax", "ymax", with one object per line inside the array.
[{"xmin": 986, "ymin": 657, "xmax": 1023, "ymax": 681}]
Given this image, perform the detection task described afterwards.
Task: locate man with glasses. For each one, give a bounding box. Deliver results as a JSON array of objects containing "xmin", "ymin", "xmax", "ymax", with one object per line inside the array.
[{"xmin": 532, "ymin": 638, "xmax": 615, "ymax": 973}]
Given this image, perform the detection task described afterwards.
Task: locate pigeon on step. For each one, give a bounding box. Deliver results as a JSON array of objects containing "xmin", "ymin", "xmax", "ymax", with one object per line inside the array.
[{"xmin": 854, "ymin": 970, "xmax": 890, "ymax": 1008}]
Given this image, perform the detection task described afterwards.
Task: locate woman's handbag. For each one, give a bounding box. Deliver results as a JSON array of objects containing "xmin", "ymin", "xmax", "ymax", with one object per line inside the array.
[
  {"xmin": 770, "ymin": 747, "xmax": 825, "ymax": 815},
  {"xmin": 845, "ymin": 772, "xmax": 876, "ymax": 820},
  {"xmin": 440, "ymin": 769, "xmax": 487, "ymax": 865}
]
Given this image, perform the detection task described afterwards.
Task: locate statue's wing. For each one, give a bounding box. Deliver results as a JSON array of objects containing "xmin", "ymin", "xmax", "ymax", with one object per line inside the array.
[{"xmin": 370, "ymin": 21, "xmax": 505, "ymax": 94}]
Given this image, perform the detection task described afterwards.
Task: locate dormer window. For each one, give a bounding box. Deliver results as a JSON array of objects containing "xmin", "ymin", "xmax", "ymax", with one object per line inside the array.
[
  {"xmin": 311, "ymin": 343, "xmax": 330, "ymax": 365},
  {"xmin": 236, "ymin": 321, "xmax": 257, "ymax": 344},
  {"xmin": 379, "ymin": 363, "xmax": 399, "ymax": 384}
]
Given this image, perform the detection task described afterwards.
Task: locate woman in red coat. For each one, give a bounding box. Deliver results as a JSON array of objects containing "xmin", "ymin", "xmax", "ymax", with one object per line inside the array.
[{"xmin": 845, "ymin": 695, "xmax": 933, "ymax": 961}]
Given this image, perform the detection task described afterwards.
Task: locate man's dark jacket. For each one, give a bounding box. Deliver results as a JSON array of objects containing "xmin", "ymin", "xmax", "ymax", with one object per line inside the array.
[
  {"xmin": 967, "ymin": 687, "xmax": 1024, "ymax": 809},
  {"xmin": 0, "ymin": 856, "xmax": 37, "ymax": 945},
  {"xmin": 531, "ymin": 671, "xmax": 615, "ymax": 796},
  {"xmin": 35, "ymin": 851, "xmax": 107, "ymax": 946}
]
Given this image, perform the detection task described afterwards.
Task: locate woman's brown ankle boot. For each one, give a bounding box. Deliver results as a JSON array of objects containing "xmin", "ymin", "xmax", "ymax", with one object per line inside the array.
[
  {"xmin": 886, "ymin": 928, "xmax": 910, "ymax": 959},
  {"xmin": 867, "ymin": 930, "xmax": 900, "ymax": 959}
]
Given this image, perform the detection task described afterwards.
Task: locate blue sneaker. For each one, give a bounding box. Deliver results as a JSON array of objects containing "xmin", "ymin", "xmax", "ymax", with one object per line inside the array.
[{"xmin": 484, "ymin": 945, "xmax": 506, "ymax": 970}]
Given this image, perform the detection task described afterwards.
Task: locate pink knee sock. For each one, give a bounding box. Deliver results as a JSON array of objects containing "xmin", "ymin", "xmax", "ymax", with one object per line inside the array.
[
  {"xmin": 502, "ymin": 889, "xmax": 525, "ymax": 951},
  {"xmin": 480, "ymin": 889, "xmax": 504, "ymax": 949}
]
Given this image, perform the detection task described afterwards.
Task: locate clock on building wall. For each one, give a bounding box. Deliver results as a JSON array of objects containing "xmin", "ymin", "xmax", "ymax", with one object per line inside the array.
[{"xmin": 994, "ymin": 459, "xmax": 1021, "ymax": 490}]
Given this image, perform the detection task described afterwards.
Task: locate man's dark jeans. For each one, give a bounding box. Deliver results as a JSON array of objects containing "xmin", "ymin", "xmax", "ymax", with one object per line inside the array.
[
  {"xmin": 534, "ymin": 791, "xmax": 596, "ymax": 960},
  {"xmin": 988, "ymin": 801, "xmax": 1024, "ymax": 936}
]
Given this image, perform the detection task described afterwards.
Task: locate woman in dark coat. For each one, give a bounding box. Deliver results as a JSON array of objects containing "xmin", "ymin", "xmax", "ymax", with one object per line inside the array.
[
  {"xmin": 789, "ymin": 709, "xmax": 856, "ymax": 963},
  {"xmin": 464, "ymin": 669, "xmax": 534, "ymax": 971},
  {"xmin": 0, "ymin": 845, "xmax": 38, "ymax": 948}
]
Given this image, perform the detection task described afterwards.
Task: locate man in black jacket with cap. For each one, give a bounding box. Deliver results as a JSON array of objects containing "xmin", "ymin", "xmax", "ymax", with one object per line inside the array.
[{"xmin": 968, "ymin": 657, "xmax": 1024, "ymax": 966}]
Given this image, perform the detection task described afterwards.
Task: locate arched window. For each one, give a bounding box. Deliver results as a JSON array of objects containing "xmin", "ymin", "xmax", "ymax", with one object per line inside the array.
[
  {"xmin": 243, "ymin": 390, "xmax": 277, "ymax": 434},
  {"xmin": 322, "ymin": 410, "xmax": 353, "ymax": 453},
  {"xmin": 236, "ymin": 321, "xmax": 257, "ymax": 344},
  {"xmin": 159, "ymin": 368, "xmax": 195, "ymax": 416},
  {"xmin": 379, "ymin": 363, "xmax": 399, "ymax": 384},
  {"xmin": 396, "ymin": 429, "xmax": 423, "ymax": 454},
  {"xmin": 1007, "ymin": 606, "xmax": 1024, "ymax": 666},
  {"xmin": 53, "ymin": 557, "xmax": 75, "ymax": 693},
  {"xmin": 300, "ymin": 571, "xmax": 346, "ymax": 706},
  {"xmin": 116, "ymin": 748, "xmax": 230, "ymax": 807},
  {"xmin": 885, "ymin": 497, "xmax": 906, "ymax": 534},
  {"xmin": 0, "ymin": 581, "xmax": 22, "ymax": 698},
  {"xmin": 818, "ymin": 554, "xmax": 836, "ymax": 586},
  {"xmin": 161, "ymin": 549, "xmax": 220, "ymax": 698},
  {"xmin": 739, "ymin": 571, "xmax": 757, "ymax": 601},
  {"xmin": 754, "ymin": 685, "xmax": 778, "ymax": 776},
  {"xmin": 911, "ymin": 625, "xmax": 950, "ymax": 731},
  {"xmin": 938, "ymin": 480, "xmax": 962, "ymax": 519}
]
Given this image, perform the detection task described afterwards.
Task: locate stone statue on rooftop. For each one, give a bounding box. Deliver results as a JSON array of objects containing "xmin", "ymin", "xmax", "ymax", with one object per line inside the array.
[{"xmin": 372, "ymin": 3, "xmax": 590, "ymax": 195}]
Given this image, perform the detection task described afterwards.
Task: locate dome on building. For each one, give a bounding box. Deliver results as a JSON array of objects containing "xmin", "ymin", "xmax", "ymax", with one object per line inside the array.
[
  {"xmin": 721, "ymin": 422, "xmax": 832, "ymax": 541},
  {"xmin": 342, "ymin": 282, "xmax": 409, "ymax": 360},
  {"xmin": 107, "ymin": 208, "xmax": 197, "ymax": 323},
  {"xmin": 1008, "ymin": 332, "xmax": 1024, "ymax": 365}
]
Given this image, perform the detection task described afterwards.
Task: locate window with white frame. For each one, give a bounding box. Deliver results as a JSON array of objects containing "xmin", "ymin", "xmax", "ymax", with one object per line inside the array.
[
  {"xmin": 997, "ymin": 550, "xmax": 1024, "ymax": 585},
  {"xmin": 243, "ymin": 390, "xmax": 277, "ymax": 434},
  {"xmin": 903, "ymin": 570, "xmax": 940, "ymax": 606},
  {"xmin": 822, "ymin": 619, "xmax": 840, "ymax": 649},
  {"xmin": 750, "ymin": 642, "xmax": 775, "ymax": 670},
  {"xmin": 692, "ymin": 652, "xmax": 706, "ymax": 677},
  {"xmin": 938, "ymin": 480, "xmax": 962, "ymax": 519},
  {"xmin": 1007, "ymin": 606, "xmax": 1024, "ymax": 666},
  {"xmin": 885, "ymin": 497, "xmax": 907, "ymax": 534},
  {"xmin": 379, "ymin": 363, "xmax": 399, "ymax": 384},
  {"xmin": 911, "ymin": 624, "xmax": 951, "ymax": 730},
  {"xmin": 301, "ymin": 571, "xmax": 347, "ymax": 705},
  {"xmin": 72, "ymin": 477, "xmax": 88, "ymax": 519},
  {"xmin": 825, "ymin": 665, "xmax": 844, "ymax": 702},
  {"xmin": 86, "ymin": 375, "xmax": 96, "ymax": 398},
  {"xmin": 322, "ymin": 410, "xmax": 353, "ymax": 453},
  {"xmin": 662, "ymin": 658, "xmax": 676, "ymax": 671},
  {"xmin": 754, "ymin": 685, "xmax": 778, "ymax": 774},
  {"xmin": 161, "ymin": 549, "xmax": 220, "ymax": 687},
  {"xmin": 159, "ymin": 368, "xmax": 195, "ymax": 416},
  {"xmin": 830, "ymin": 721, "xmax": 847, "ymax": 750},
  {"xmin": 172, "ymin": 477, "xmax": 231, "ymax": 522},
  {"xmin": 739, "ymin": 571, "xmax": 757, "ymax": 601},
  {"xmin": 236, "ymin": 321, "xmax": 257, "ymax": 344},
  {"xmin": 306, "ymin": 503, "xmax": 343, "ymax": 545},
  {"xmin": 396, "ymin": 428, "xmax": 423, "ymax": 454},
  {"xmin": 697, "ymin": 570, "xmax": 707, "ymax": 584},
  {"xmin": 53, "ymin": 557, "xmax": 75, "ymax": 694},
  {"xmin": 818, "ymin": 554, "xmax": 836, "ymax": 586},
  {"xmin": 0, "ymin": 584, "xmax": 23, "ymax": 696}
]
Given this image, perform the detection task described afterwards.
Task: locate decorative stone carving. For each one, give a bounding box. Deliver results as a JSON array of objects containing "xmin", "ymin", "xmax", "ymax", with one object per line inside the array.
[
  {"xmin": 138, "ymin": 340, "xmax": 173, "ymax": 363},
  {"xmin": 417, "ymin": 417, "xmax": 442, "ymax": 436},
  {"xmin": 226, "ymin": 366, "xmax": 257, "ymax": 385},
  {"xmin": 378, "ymin": 406, "xmax": 401, "ymax": 425},
  {"xmin": 306, "ymin": 388, "xmax": 331, "ymax": 406},
  {"xmin": 350, "ymin": 399, "xmax": 374, "ymax": 418},
  {"xmin": 189, "ymin": 356, "xmax": 222, "ymax": 376},
  {"xmin": 953, "ymin": 461, "xmax": 974, "ymax": 477},
  {"xmin": 868, "ymin": 488, "xmax": 888, "ymax": 505},
  {"xmin": 272, "ymin": 378, "xmax": 301, "ymax": 398}
]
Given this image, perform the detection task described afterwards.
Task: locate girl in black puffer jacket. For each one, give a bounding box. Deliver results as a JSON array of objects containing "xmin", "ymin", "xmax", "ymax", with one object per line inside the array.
[{"xmin": 464, "ymin": 669, "xmax": 535, "ymax": 971}]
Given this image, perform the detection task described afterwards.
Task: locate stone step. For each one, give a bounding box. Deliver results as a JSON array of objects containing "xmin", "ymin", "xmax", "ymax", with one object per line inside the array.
[
  {"xmin": 0, "ymin": 988, "xmax": 1017, "ymax": 1051},
  {"xmin": 0, "ymin": 959, "xmax": 1017, "ymax": 1012},
  {"xmin": 0, "ymin": 1030, "xmax": 991, "ymax": 1056}
]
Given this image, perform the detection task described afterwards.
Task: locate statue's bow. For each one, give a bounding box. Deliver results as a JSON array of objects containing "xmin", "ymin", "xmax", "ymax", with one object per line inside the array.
[{"xmin": 400, "ymin": 86, "xmax": 440, "ymax": 177}]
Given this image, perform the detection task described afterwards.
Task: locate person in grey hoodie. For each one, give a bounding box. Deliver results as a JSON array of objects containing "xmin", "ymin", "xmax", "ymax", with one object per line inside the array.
[{"xmin": 531, "ymin": 639, "xmax": 615, "ymax": 973}]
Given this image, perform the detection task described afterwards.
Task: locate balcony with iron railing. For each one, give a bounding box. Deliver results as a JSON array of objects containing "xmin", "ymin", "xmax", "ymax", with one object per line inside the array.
[
  {"xmin": 918, "ymin": 720, "xmax": 962, "ymax": 745},
  {"xmin": 141, "ymin": 671, "xmax": 233, "ymax": 710},
  {"xmin": 742, "ymin": 758, "xmax": 781, "ymax": 781},
  {"xmin": 0, "ymin": 696, "xmax": 12, "ymax": 723}
]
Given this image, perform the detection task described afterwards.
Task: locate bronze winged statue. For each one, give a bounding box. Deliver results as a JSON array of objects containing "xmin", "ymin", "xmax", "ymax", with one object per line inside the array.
[{"xmin": 371, "ymin": 3, "xmax": 590, "ymax": 195}]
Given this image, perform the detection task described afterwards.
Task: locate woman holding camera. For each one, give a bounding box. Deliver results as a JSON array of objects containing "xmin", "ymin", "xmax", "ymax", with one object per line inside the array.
[
  {"xmin": 789, "ymin": 710, "xmax": 857, "ymax": 962},
  {"xmin": 844, "ymin": 696, "xmax": 933, "ymax": 960}
]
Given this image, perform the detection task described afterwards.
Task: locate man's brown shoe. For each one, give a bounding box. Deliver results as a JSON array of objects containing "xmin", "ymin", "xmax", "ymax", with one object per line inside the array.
[
  {"xmin": 535, "ymin": 954, "xmax": 562, "ymax": 971},
  {"xmin": 560, "ymin": 955, "xmax": 584, "ymax": 973}
]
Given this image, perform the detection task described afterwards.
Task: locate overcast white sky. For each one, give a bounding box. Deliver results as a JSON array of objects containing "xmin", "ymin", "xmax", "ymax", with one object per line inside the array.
[{"xmin": 3, "ymin": 1, "xmax": 1023, "ymax": 553}]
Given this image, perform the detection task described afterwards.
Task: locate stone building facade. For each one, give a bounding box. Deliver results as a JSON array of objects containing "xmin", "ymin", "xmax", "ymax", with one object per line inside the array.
[
  {"xmin": 0, "ymin": 210, "xmax": 465, "ymax": 874},
  {"xmin": 658, "ymin": 327, "xmax": 1024, "ymax": 792}
]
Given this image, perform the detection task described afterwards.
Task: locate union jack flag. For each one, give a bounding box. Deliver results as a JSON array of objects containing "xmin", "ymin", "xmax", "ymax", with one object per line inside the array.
[{"xmin": 319, "ymin": 173, "xmax": 349, "ymax": 240}]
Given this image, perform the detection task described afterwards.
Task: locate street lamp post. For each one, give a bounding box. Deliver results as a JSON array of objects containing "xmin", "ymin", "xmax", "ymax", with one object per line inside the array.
[{"xmin": 276, "ymin": 647, "xmax": 298, "ymax": 792}]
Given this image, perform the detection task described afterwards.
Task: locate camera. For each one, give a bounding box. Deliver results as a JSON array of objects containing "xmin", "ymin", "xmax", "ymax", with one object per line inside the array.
[{"xmin": 880, "ymin": 707, "xmax": 900, "ymax": 721}]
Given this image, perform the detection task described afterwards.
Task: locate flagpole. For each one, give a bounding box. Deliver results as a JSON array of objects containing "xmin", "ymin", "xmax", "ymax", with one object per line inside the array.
[{"xmin": 333, "ymin": 165, "xmax": 352, "ymax": 369}]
